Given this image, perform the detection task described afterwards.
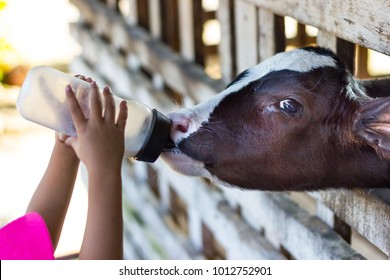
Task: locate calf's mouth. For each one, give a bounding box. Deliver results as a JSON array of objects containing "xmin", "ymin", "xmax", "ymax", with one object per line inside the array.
[{"xmin": 161, "ymin": 137, "xmax": 208, "ymax": 177}]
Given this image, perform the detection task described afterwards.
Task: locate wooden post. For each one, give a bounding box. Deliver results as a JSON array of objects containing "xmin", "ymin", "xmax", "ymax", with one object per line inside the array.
[
  {"xmin": 193, "ymin": 0, "xmax": 206, "ymax": 66},
  {"xmin": 258, "ymin": 8, "xmax": 275, "ymax": 62},
  {"xmin": 336, "ymin": 38, "xmax": 356, "ymax": 73},
  {"xmin": 149, "ymin": 0, "xmax": 162, "ymax": 38},
  {"xmin": 137, "ymin": 0, "xmax": 149, "ymax": 30},
  {"xmin": 217, "ymin": 0, "xmax": 237, "ymax": 82},
  {"xmin": 235, "ymin": 0, "xmax": 258, "ymax": 73},
  {"xmin": 160, "ymin": 0, "xmax": 180, "ymax": 52},
  {"xmin": 179, "ymin": 0, "xmax": 195, "ymax": 61}
]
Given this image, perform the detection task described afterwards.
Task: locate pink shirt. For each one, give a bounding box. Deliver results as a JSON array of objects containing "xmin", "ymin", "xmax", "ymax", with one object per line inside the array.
[{"xmin": 0, "ymin": 212, "xmax": 54, "ymax": 260}]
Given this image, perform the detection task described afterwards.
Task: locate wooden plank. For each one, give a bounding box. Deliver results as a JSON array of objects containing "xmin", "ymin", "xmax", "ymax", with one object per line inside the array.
[
  {"xmin": 159, "ymin": 0, "xmax": 180, "ymax": 52},
  {"xmin": 223, "ymin": 189, "xmax": 365, "ymax": 259},
  {"xmin": 192, "ymin": 0, "xmax": 206, "ymax": 66},
  {"xmin": 111, "ymin": 16, "xmax": 132, "ymax": 51},
  {"xmin": 235, "ymin": 0, "xmax": 258, "ymax": 73},
  {"xmin": 243, "ymin": 0, "xmax": 390, "ymax": 55},
  {"xmin": 96, "ymin": 5, "xmax": 115, "ymax": 37},
  {"xmin": 148, "ymin": 0, "xmax": 164, "ymax": 91},
  {"xmin": 70, "ymin": 0, "xmax": 99, "ymax": 25},
  {"xmin": 188, "ymin": 205, "xmax": 203, "ymax": 251},
  {"xmin": 316, "ymin": 30, "xmax": 337, "ymax": 51},
  {"xmin": 149, "ymin": 0, "xmax": 161, "ymax": 38},
  {"xmin": 115, "ymin": 0, "xmax": 140, "ymax": 25},
  {"xmin": 178, "ymin": 0, "xmax": 195, "ymax": 61},
  {"xmin": 316, "ymin": 201, "xmax": 335, "ymax": 227},
  {"xmin": 258, "ymin": 8, "xmax": 275, "ymax": 61},
  {"xmin": 311, "ymin": 189, "xmax": 390, "ymax": 257},
  {"xmin": 153, "ymin": 161, "xmax": 286, "ymax": 259},
  {"xmin": 106, "ymin": 0, "xmax": 119, "ymax": 10},
  {"xmin": 128, "ymin": 0, "xmax": 138, "ymax": 25},
  {"xmin": 136, "ymin": 0, "xmax": 149, "ymax": 30},
  {"xmin": 217, "ymin": 0, "xmax": 237, "ymax": 82}
]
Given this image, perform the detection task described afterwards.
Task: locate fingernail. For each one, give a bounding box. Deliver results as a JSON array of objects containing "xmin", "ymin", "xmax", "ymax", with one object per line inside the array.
[{"xmin": 103, "ymin": 86, "xmax": 112, "ymax": 93}]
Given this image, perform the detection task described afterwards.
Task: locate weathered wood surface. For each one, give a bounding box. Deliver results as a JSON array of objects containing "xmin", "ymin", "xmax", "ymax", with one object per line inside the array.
[
  {"xmin": 155, "ymin": 159, "xmax": 364, "ymax": 259},
  {"xmin": 243, "ymin": 0, "xmax": 390, "ymax": 55},
  {"xmin": 235, "ymin": 0, "xmax": 259, "ymax": 72},
  {"xmin": 72, "ymin": 0, "xmax": 225, "ymax": 101},
  {"xmin": 70, "ymin": 0, "xmax": 390, "ymax": 259},
  {"xmin": 148, "ymin": 0, "xmax": 162, "ymax": 38},
  {"xmin": 258, "ymin": 8, "xmax": 277, "ymax": 61},
  {"xmin": 178, "ymin": 0, "xmax": 195, "ymax": 61},
  {"xmin": 311, "ymin": 189, "xmax": 390, "ymax": 256},
  {"xmin": 316, "ymin": 30, "xmax": 337, "ymax": 51},
  {"xmin": 217, "ymin": 0, "xmax": 236, "ymax": 82},
  {"xmin": 71, "ymin": 25, "xmax": 368, "ymax": 258}
]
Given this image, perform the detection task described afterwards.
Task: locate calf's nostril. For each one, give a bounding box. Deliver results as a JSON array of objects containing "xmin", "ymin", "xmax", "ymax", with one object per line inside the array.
[
  {"xmin": 170, "ymin": 113, "xmax": 191, "ymax": 134},
  {"xmin": 177, "ymin": 123, "xmax": 189, "ymax": 133}
]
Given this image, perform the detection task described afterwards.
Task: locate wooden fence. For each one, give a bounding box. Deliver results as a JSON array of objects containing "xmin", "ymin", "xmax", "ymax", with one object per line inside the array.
[{"xmin": 69, "ymin": 0, "xmax": 390, "ymax": 259}]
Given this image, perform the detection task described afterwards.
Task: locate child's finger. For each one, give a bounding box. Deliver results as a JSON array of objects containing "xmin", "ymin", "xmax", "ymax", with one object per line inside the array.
[
  {"xmin": 103, "ymin": 87, "xmax": 115, "ymax": 122},
  {"xmin": 75, "ymin": 74, "xmax": 87, "ymax": 81},
  {"xmin": 89, "ymin": 81, "xmax": 103, "ymax": 120},
  {"xmin": 78, "ymin": 87, "xmax": 90, "ymax": 119},
  {"xmin": 116, "ymin": 100, "xmax": 128, "ymax": 130},
  {"xmin": 66, "ymin": 85, "xmax": 87, "ymax": 131},
  {"xmin": 64, "ymin": 136, "xmax": 78, "ymax": 151}
]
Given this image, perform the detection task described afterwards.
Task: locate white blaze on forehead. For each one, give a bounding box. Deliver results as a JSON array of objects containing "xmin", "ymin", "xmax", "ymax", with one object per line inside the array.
[
  {"xmin": 227, "ymin": 48, "xmax": 337, "ymax": 95},
  {"xmin": 180, "ymin": 48, "xmax": 338, "ymax": 139}
]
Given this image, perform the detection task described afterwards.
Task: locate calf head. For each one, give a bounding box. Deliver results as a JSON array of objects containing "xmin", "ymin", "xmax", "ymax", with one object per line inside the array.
[{"xmin": 162, "ymin": 46, "xmax": 390, "ymax": 191}]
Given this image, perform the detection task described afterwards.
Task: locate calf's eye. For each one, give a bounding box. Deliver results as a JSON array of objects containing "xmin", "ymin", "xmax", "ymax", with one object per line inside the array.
[{"xmin": 279, "ymin": 99, "xmax": 301, "ymax": 114}]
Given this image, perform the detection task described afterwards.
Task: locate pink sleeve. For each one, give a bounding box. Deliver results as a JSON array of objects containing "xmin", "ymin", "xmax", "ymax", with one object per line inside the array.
[{"xmin": 0, "ymin": 212, "xmax": 54, "ymax": 260}]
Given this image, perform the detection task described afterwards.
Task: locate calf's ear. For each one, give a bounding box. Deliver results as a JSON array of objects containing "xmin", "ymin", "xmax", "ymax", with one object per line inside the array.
[{"xmin": 353, "ymin": 97, "xmax": 390, "ymax": 160}]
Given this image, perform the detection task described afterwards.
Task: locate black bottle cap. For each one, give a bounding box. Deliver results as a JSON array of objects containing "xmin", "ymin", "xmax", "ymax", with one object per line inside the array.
[{"xmin": 134, "ymin": 109, "xmax": 171, "ymax": 163}]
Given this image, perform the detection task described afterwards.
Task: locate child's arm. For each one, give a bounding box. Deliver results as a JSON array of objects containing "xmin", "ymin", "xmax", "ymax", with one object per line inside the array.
[
  {"xmin": 26, "ymin": 133, "xmax": 80, "ymax": 250},
  {"xmin": 65, "ymin": 81, "xmax": 128, "ymax": 260}
]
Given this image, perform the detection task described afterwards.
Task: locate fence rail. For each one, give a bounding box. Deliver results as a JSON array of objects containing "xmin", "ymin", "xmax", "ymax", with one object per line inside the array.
[{"xmin": 70, "ymin": 0, "xmax": 390, "ymax": 259}]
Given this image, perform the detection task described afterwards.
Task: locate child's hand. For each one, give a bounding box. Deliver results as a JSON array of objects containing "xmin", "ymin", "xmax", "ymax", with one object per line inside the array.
[
  {"xmin": 51, "ymin": 132, "xmax": 78, "ymax": 160},
  {"xmin": 64, "ymin": 80, "xmax": 128, "ymax": 175}
]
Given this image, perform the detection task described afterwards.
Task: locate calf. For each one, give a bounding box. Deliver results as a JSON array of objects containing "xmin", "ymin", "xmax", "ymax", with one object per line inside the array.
[{"xmin": 161, "ymin": 46, "xmax": 390, "ymax": 191}]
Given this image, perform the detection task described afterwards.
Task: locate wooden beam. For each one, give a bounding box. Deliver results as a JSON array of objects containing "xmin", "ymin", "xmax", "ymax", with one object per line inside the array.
[{"xmin": 242, "ymin": 0, "xmax": 390, "ymax": 55}]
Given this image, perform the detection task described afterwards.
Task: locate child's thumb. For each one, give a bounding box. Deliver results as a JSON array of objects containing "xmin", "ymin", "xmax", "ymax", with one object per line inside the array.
[{"xmin": 65, "ymin": 137, "xmax": 77, "ymax": 149}]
